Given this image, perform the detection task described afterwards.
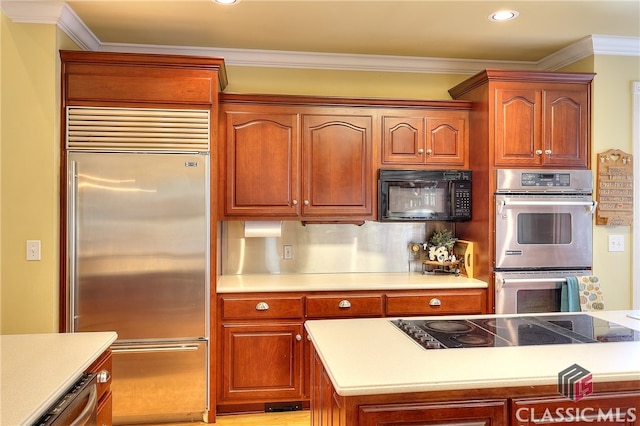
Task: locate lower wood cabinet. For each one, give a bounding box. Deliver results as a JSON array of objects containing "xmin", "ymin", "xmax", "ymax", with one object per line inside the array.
[
  {"xmin": 217, "ymin": 288, "xmax": 487, "ymax": 414},
  {"xmin": 511, "ymin": 392, "xmax": 640, "ymax": 425}
]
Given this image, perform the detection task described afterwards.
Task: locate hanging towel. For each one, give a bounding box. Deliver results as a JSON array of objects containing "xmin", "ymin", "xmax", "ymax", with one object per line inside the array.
[
  {"xmin": 561, "ymin": 276, "xmax": 581, "ymax": 312},
  {"xmin": 576, "ymin": 276, "xmax": 605, "ymax": 311}
]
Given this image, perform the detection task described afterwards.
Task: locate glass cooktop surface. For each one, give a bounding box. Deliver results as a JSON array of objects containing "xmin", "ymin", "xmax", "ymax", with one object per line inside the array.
[{"xmin": 391, "ymin": 314, "xmax": 640, "ymax": 350}]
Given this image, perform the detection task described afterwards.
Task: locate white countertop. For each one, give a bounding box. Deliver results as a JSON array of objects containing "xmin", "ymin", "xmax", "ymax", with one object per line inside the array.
[
  {"xmin": 305, "ymin": 310, "xmax": 640, "ymax": 397},
  {"xmin": 0, "ymin": 331, "xmax": 118, "ymax": 426},
  {"xmin": 217, "ymin": 272, "xmax": 488, "ymax": 293}
]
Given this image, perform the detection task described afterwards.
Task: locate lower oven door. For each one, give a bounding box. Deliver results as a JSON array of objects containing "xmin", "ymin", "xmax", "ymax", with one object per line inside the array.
[
  {"xmin": 495, "ymin": 270, "xmax": 591, "ymax": 314},
  {"xmin": 494, "ymin": 194, "xmax": 596, "ymax": 269}
]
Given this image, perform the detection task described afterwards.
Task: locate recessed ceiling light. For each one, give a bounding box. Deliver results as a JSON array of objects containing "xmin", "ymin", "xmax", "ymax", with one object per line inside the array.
[
  {"xmin": 489, "ymin": 10, "xmax": 519, "ymax": 22},
  {"xmin": 214, "ymin": 0, "xmax": 240, "ymax": 4}
]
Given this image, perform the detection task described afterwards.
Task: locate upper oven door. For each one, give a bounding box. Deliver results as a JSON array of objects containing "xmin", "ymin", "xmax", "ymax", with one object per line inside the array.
[{"xmin": 495, "ymin": 194, "xmax": 595, "ymax": 269}]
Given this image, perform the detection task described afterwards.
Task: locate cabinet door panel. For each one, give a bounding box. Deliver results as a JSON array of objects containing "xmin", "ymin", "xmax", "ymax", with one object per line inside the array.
[
  {"xmin": 359, "ymin": 399, "xmax": 508, "ymax": 426},
  {"xmin": 302, "ymin": 115, "xmax": 373, "ymax": 216},
  {"xmin": 381, "ymin": 116, "xmax": 425, "ymax": 164},
  {"xmin": 543, "ymin": 88, "xmax": 589, "ymax": 167},
  {"xmin": 512, "ymin": 392, "xmax": 640, "ymax": 425},
  {"xmin": 426, "ymin": 116, "xmax": 467, "ymax": 166},
  {"xmin": 494, "ymin": 88, "xmax": 542, "ymax": 166},
  {"xmin": 221, "ymin": 323, "xmax": 304, "ymax": 402},
  {"xmin": 225, "ymin": 112, "xmax": 299, "ymax": 216}
]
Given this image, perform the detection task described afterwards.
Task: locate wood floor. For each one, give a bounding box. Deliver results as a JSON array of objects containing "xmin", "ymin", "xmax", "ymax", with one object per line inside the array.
[{"xmin": 148, "ymin": 411, "xmax": 310, "ymax": 426}]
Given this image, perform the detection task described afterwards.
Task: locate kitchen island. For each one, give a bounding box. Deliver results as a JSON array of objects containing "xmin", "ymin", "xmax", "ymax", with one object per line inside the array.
[
  {"xmin": 0, "ymin": 331, "xmax": 117, "ymax": 425},
  {"xmin": 305, "ymin": 311, "xmax": 640, "ymax": 425}
]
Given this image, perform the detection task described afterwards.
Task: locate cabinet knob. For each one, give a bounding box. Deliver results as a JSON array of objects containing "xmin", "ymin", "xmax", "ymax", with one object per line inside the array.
[
  {"xmin": 426, "ymin": 149, "xmax": 433, "ymax": 155},
  {"xmin": 429, "ymin": 298, "xmax": 442, "ymax": 307},
  {"xmin": 303, "ymin": 200, "xmax": 310, "ymax": 206},
  {"xmin": 295, "ymin": 334, "xmax": 302, "ymax": 341},
  {"xmin": 338, "ymin": 299, "xmax": 351, "ymax": 309},
  {"xmin": 97, "ymin": 369, "xmax": 111, "ymax": 384},
  {"xmin": 417, "ymin": 148, "xmax": 425, "ymax": 154},
  {"xmin": 292, "ymin": 199, "xmax": 298, "ymax": 205},
  {"xmin": 545, "ymin": 149, "xmax": 552, "ymax": 155},
  {"xmin": 255, "ymin": 302, "xmax": 270, "ymax": 311},
  {"xmin": 535, "ymin": 149, "xmax": 543, "ymax": 155}
]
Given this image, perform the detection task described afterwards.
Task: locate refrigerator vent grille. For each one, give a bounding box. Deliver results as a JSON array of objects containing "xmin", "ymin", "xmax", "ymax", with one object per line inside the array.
[{"xmin": 66, "ymin": 107, "xmax": 210, "ymax": 151}]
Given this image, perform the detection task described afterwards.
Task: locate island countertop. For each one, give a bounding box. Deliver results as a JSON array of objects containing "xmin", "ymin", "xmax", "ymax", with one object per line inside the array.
[
  {"xmin": 217, "ymin": 272, "xmax": 488, "ymax": 293},
  {"xmin": 305, "ymin": 310, "xmax": 640, "ymax": 397},
  {"xmin": 0, "ymin": 331, "xmax": 117, "ymax": 425}
]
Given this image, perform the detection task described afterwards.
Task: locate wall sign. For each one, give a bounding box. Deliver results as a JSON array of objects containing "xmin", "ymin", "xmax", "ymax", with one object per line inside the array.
[{"xmin": 596, "ymin": 149, "xmax": 633, "ymax": 226}]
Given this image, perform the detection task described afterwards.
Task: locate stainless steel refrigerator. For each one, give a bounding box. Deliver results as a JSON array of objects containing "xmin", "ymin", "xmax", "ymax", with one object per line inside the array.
[{"xmin": 66, "ymin": 151, "xmax": 210, "ymax": 424}]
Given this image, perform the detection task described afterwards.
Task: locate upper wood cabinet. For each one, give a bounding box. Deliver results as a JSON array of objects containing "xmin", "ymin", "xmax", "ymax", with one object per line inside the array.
[
  {"xmin": 219, "ymin": 94, "xmax": 471, "ymax": 221},
  {"xmin": 301, "ymin": 114, "xmax": 373, "ymax": 217},
  {"xmin": 494, "ymin": 84, "xmax": 589, "ymax": 167},
  {"xmin": 449, "ymin": 69, "xmax": 594, "ymax": 169},
  {"xmin": 380, "ymin": 110, "xmax": 468, "ymax": 168},
  {"xmin": 223, "ymin": 111, "xmax": 300, "ymax": 217}
]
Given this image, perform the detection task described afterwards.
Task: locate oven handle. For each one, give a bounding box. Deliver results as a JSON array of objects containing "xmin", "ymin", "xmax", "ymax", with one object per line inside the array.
[
  {"xmin": 497, "ymin": 200, "xmax": 597, "ymax": 214},
  {"xmin": 496, "ymin": 277, "xmax": 567, "ymax": 292}
]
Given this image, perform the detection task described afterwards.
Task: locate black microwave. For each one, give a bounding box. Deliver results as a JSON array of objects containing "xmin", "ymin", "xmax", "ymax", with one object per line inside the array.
[{"xmin": 378, "ymin": 169, "xmax": 472, "ymax": 221}]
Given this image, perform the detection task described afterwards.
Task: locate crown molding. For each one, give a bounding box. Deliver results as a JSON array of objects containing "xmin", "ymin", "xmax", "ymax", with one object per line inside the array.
[{"xmin": 2, "ymin": 1, "xmax": 638, "ymax": 74}]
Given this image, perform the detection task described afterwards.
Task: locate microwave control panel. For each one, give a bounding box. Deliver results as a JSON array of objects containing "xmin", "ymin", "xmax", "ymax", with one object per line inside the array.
[{"xmin": 453, "ymin": 181, "xmax": 472, "ymax": 218}]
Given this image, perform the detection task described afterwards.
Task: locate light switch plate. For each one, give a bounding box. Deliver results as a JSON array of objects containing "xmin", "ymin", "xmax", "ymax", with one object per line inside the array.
[
  {"xmin": 26, "ymin": 240, "xmax": 41, "ymax": 261},
  {"xmin": 608, "ymin": 235, "xmax": 624, "ymax": 252}
]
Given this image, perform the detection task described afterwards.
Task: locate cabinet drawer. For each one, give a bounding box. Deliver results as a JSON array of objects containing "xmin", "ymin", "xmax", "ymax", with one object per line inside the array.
[
  {"xmin": 386, "ymin": 290, "xmax": 485, "ymax": 315},
  {"xmin": 221, "ymin": 296, "xmax": 304, "ymax": 320},
  {"xmin": 306, "ymin": 295, "xmax": 383, "ymax": 318}
]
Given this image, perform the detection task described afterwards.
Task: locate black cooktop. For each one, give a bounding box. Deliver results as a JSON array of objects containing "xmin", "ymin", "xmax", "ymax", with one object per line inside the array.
[{"xmin": 391, "ymin": 314, "xmax": 640, "ymax": 350}]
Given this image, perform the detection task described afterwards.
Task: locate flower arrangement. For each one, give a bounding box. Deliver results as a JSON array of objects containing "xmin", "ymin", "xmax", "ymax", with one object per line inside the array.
[{"xmin": 425, "ymin": 229, "xmax": 458, "ymax": 262}]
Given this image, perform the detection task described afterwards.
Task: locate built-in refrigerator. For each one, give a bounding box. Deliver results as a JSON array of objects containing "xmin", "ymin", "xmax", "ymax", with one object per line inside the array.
[{"xmin": 66, "ymin": 151, "xmax": 210, "ymax": 424}]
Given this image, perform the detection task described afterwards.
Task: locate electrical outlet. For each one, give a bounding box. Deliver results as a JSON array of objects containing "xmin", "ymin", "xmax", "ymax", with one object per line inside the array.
[
  {"xmin": 26, "ymin": 240, "xmax": 41, "ymax": 261},
  {"xmin": 608, "ymin": 235, "xmax": 624, "ymax": 252},
  {"xmin": 283, "ymin": 244, "xmax": 293, "ymax": 260}
]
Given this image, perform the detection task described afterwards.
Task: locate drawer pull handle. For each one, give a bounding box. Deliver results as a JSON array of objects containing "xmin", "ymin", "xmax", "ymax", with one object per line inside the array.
[
  {"xmin": 295, "ymin": 334, "xmax": 302, "ymax": 341},
  {"xmin": 429, "ymin": 298, "xmax": 442, "ymax": 307},
  {"xmin": 97, "ymin": 369, "xmax": 111, "ymax": 384},
  {"xmin": 338, "ymin": 300, "xmax": 351, "ymax": 309},
  {"xmin": 255, "ymin": 302, "xmax": 270, "ymax": 311}
]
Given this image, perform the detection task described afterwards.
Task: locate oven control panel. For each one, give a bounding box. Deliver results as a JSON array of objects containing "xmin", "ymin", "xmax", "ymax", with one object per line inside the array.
[{"xmin": 521, "ymin": 172, "xmax": 570, "ymax": 187}]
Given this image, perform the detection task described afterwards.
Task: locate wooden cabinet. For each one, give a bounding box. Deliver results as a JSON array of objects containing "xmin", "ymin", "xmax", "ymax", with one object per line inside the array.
[
  {"xmin": 220, "ymin": 100, "xmax": 374, "ymax": 220},
  {"xmin": 302, "ymin": 114, "xmax": 373, "ymax": 218},
  {"xmin": 223, "ymin": 111, "xmax": 300, "ymax": 217},
  {"xmin": 217, "ymin": 287, "xmax": 487, "ymax": 413},
  {"xmin": 494, "ymin": 84, "xmax": 589, "ymax": 167},
  {"xmin": 87, "ymin": 350, "xmax": 113, "ymax": 426},
  {"xmin": 381, "ymin": 110, "xmax": 468, "ymax": 168},
  {"xmin": 386, "ymin": 288, "xmax": 486, "ymax": 316},
  {"xmin": 359, "ymin": 399, "xmax": 508, "ymax": 426},
  {"xmin": 511, "ymin": 392, "xmax": 640, "ymax": 425},
  {"xmin": 449, "ymin": 69, "xmax": 593, "ymax": 170},
  {"xmin": 219, "ymin": 94, "xmax": 471, "ymax": 221}
]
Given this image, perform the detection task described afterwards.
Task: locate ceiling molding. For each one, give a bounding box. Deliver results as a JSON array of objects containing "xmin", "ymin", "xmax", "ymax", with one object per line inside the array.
[{"xmin": 2, "ymin": 1, "xmax": 638, "ymax": 75}]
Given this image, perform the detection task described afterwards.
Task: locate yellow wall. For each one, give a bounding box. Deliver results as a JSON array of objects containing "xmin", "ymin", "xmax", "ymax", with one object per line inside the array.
[
  {"xmin": 0, "ymin": 14, "xmax": 77, "ymax": 334},
  {"xmin": 1, "ymin": 13, "xmax": 638, "ymax": 334}
]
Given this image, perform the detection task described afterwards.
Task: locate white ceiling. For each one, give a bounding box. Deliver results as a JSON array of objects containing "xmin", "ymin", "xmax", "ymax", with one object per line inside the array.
[{"xmin": 3, "ymin": 0, "xmax": 640, "ymax": 73}]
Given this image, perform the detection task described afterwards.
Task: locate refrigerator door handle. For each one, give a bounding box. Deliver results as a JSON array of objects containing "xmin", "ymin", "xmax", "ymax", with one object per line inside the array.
[
  {"xmin": 68, "ymin": 160, "xmax": 79, "ymax": 333},
  {"xmin": 112, "ymin": 343, "xmax": 201, "ymax": 354}
]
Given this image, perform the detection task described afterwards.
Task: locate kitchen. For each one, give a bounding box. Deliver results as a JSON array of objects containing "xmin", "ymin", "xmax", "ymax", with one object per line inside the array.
[{"xmin": 2, "ymin": 1, "xmax": 640, "ymax": 425}]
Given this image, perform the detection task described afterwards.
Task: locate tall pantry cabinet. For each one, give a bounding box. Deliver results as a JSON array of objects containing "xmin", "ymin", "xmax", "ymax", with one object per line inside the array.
[{"xmin": 448, "ymin": 69, "xmax": 594, "ymax": 310}]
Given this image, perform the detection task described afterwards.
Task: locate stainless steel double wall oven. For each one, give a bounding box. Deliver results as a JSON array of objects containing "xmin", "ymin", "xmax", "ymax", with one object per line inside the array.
[{"xmin": 493, "ymin": 169, "xmax": 597, "ymax": 314}]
